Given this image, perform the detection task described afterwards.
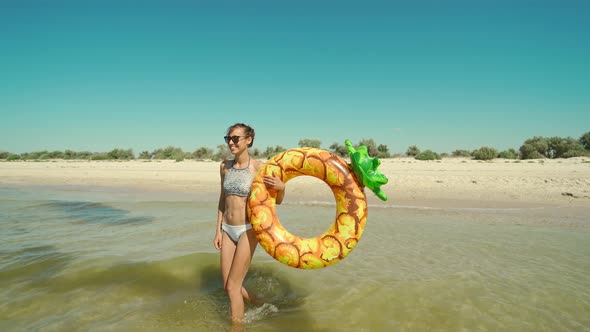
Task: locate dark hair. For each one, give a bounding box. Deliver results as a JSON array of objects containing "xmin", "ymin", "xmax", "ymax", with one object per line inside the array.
[{"xmin": 226, "ymin": 123, "xmax": 255, "ymax": 148}]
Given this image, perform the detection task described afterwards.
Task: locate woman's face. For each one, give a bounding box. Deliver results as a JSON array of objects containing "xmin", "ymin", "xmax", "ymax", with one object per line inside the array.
[{"xmin": 226, "ymin": 127, "xmax": 252, "ymax": 155}]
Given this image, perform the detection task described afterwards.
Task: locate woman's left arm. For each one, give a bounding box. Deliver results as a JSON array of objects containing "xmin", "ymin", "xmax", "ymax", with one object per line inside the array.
[
  {"xmin": 263, "ymin": 173, "xmax": 285, "ymax": 204},
  {"xmin": 256, "ymin": 161, "xmax": 286, "ymax": 205},
  {"xmin": 275, "ymin": 183, "xmax": 285, "ymax": 205}
]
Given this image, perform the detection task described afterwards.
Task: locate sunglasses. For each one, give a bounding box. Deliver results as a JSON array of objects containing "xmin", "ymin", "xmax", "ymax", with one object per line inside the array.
[{"xmin": 224, "ymin": 135, "xmax": 249, "ymax": 144}]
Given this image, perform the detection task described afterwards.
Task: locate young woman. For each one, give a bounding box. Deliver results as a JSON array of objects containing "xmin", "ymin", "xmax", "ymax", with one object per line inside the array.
[{"xmin": 213, "ymin": 123, "xmax": 285, "ymax": 323}]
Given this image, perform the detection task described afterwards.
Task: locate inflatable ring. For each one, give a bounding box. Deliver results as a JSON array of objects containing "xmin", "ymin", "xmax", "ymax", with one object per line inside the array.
[{"xmin": 247, "ymin": 147, "xmax": 367, "ymax": 269}]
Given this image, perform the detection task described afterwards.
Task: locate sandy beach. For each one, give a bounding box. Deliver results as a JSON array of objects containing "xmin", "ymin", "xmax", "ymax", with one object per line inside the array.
[{"xmin": 1, "ymin": 157, "xmax": 589, "ymax": 209}]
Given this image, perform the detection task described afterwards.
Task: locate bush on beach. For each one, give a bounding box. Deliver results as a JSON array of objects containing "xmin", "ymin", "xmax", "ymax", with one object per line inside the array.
[
  {"xmin": 580, "ymin": 132, "xmax": 590, "ymax": 151},
  {"xmin": 0, "ymin": 149, "xmax": 134, "ymax": 161},
  {"xmin": 91, "ymin": 153, "xmax": 109, "ymax": 160},
  {"xmin": 473, "ymin": 147, "xmax": 498, "ymax": 160},
  {"xmin": 138, "ymin": 151, "xmax": 152, "ymax": 159},
  {"xmin": 152, "ymin": 146, "xmax": 186, "ymax": 160},
  {"xmin": 497, "ymin": 148, "xmax": 518, "ymax": 159},
  {"xmin": 6, "ymin": 153, "xmax": 21, "ymax": 161},
  {"xmin": 262, "ymin": 145, "xmax": 287, "ymax": 160},
  {"xmin": 192, "ymin": 147, "xmax": 214, "ymax": 160},
  {"xmin": 406, "ymin": 145, "xmax": 420, "ymax": 157},
  {"xmin": 329, "ymin": 142, "xmax": 348, "ymax": 157},
  {"xmin": 107, "ymin": 149, "xmax": 134, "ymax": 160},
  {"xmin": 451, "ymin": 150, "xmax": 472, "ymax": 157},
  {"xmin": 358, "ymin": 138, "xmax": 391, "ymax": 159},
  {"xmin": 519, "ymin": 135, "xmax": 588, "ymax": 159},
  {"xmin": 298, "ymin": 139, "xmax": 321, "ymax": 149},
  {"xmin": 415, "ymin": 150, "xmax": 441, "ymax": 160},
  {"xmin": 2, "ymin": 131, "xmax": 589, "ymax": 161}
]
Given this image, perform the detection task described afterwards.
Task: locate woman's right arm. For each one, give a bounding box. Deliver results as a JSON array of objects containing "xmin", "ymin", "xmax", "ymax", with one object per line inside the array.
[{"xmin": 214, "ymin": 161, "xmax": 225, "ymax": 250}]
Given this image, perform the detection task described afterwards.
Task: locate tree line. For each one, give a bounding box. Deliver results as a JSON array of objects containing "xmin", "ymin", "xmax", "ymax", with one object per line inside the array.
[
  {"xmin": 1, "ymin": 132, "xmax": 588, "ymax": 161},
  {"xmin": 406, "ymin": 132, "xmax": 589, "ymax": 160}
]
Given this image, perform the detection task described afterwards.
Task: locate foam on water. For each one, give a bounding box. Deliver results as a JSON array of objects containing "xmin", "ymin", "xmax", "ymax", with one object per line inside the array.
[{"xmin": 244, "ymin": 303, "xmax": 279, "ymax": 323}]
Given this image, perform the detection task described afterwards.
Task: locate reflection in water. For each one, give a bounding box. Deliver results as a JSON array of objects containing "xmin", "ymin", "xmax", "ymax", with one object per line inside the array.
[{"xmin": 39, "ymin": 201, "xmax": 154, "ymax": 225}]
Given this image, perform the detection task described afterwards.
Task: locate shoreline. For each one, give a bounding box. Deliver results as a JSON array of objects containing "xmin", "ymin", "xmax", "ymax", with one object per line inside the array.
[{"xmin": 1, "ymin": 158, "xmax": 589, "ymax": 209}]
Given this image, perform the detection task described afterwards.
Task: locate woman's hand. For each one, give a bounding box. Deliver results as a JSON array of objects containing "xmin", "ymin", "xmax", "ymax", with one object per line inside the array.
[
  {"xmin": 263, "ymin": 172, "xmax": 285, "ymax": 191},
  {"xmin": 264, "ymin": 172, "xmax": 286, "ymax": 204},
  {"xmin": 213, "ymin": 230, "xmax": 222, "ymax": 250}
]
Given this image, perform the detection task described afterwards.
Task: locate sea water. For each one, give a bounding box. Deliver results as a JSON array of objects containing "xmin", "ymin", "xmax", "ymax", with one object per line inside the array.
[{"xmin": 1, "ymin": 185, "xmax": 589, "ymax": 332}]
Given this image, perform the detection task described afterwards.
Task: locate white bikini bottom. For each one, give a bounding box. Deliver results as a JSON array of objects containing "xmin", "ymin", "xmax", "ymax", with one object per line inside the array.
[{"xmin": 221, "ymin": 223, "xmax": 252, "ymax": 243}]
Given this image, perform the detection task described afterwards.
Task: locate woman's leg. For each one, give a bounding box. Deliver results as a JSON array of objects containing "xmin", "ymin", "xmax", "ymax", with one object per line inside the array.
[
  {"xmin": 220, "ymin": 231, "xmax": 257, "ymax": 303},
  {"xmin": 220, "ymin": 231, "xmax": 237, "ymax": 294},
  {"xmin": 225, "ymin": 229, "xmax": 258, "ymax": 323}
]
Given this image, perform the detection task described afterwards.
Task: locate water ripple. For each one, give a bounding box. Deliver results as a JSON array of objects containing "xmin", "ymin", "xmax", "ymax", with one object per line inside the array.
[{"xmin": 37, "ymin": 201, "xmax": 154, "ymax": 225}]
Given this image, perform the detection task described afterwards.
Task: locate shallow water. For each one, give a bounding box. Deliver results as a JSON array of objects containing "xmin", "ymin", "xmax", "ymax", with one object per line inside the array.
[{"xmin": 1, "ymin": 185, "xmax": 589, "ymax": 331}]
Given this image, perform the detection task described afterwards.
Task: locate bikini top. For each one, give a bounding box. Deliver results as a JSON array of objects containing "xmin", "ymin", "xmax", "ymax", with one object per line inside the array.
[{"xmin": 223, "ymin": 159, "xmax": 253, "ymax": 197}]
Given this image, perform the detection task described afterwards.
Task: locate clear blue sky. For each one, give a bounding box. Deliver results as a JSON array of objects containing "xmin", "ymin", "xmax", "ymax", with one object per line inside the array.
[{"xmin": 1, "ymin": 1, "xmax": 589, "ymax": 154}]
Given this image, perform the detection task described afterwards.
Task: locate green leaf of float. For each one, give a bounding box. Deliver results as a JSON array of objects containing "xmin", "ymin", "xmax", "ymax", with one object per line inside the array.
[{"xmin": 345, "ymin": 139, "xmax": 389, "ymax": 201}]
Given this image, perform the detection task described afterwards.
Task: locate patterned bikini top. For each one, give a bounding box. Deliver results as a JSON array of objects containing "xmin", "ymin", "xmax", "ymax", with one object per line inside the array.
[{"xmin": 223, "ymin": 159, "xmax": 253, "ymax": 197}]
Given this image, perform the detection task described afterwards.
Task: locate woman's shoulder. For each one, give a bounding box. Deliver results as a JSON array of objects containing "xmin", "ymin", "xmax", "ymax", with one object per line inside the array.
[{"xmin": 251, "ymin": 159, "xmax": 265, "ymax": 172}]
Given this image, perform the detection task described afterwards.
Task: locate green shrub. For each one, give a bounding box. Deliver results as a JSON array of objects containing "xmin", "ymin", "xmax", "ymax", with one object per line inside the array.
[
  {"xmin": 452, "ymin": 150, "xmax": 471, "ymax": 157},
  {"xmin": 192, "ymin": 147, "xmax": 213, "ymax": 160},
  {"xmin": 358, "ymin": 139, "xmax": 379, "ymax": 157},
  {"xmin": 547, "ymin": 137, "xmax": 585, "ymax": 158},
  {"xmin": 337, "ymin": 140, "xmax": 390, "ymax": 158},
  {"xmin": 473, "ymin": 147, "xmax": 498, "ymax": 160},
  {"xmin": 562, "ymin": 149, "xmax": 589, "ymax": 158},
  {"xmin": 63, "ymin": 150, "xmax": 78, "ymax": 160},
  {"xmin": 251, "ymin": 148, "xmax": 261, "ymax": 159},
  {"xmin": 138, "ymin": 151, "xmax": 152, "ymax": 159},
  {"xmin": 520, "ymin": 143, "xmax": 544, "ymax": 159},
  {"xmin": 519, "ymin": 137, "xmax": 548, "ymax": 159},
  {"xmin": 22, "ymin": 151, "xmax": 50, "ymax": 160},
  {"xmin": 406, "ymin": 145, "xmax": 420, "ymax": 157},
  {"xmin": 108, "ymin": 149, "xmax": 134, "ymax": 160},
  {"xmin": 580, "ymin": 131, "xmax": 590, "ymax": 151},
  {"xmin": 520, "ymin": 135, "xmax": 587, "ymax": 159},
  {"xmin": 20, "ymin": 153, "xmax": 35, "ymax": 160},
  {"xmin": 152, "ymin": 146, "xmax": 185, "ymax": 160},
  {"xmin": 7, "ymin": 153, "xmax": 20, "ymax": 161},
  {"xmin": 214, "ymin": 144, "xmax": 232, "ymax": 161},
  {"xmin": 76, "ymin": 151, "xmax": 93, "ymax": 160},
  {"xmin": 0, "ymin": 151, "xmax": 9, "ymax": 159},
  {"xmin": 415, "ymin": 150, "xmax": 441, "ymax": 160},
  {"xmin": 497, "ymin": 148, "xmax": 518, "ymax": 159},
  {"xmin": 298, "ymin": 139, "xmax": 321, "ymax": 148},
  {"xmin": 47, "ymin": 151, "xmax": 65, "ymax": 159},
  {"xmin": 376, "ymin": 144, "xmax": 390, "ymax": 158},
  {"xmin": 263, "ymin": 145, "xmax": 286, "ymax": 159},
  {"xmin": 329, "ymin": 142, "xmax": 348, "ymax": 157},
  {"xmin": 91, "ymin": 153, "xmax": 109, "ymax": 160}
]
